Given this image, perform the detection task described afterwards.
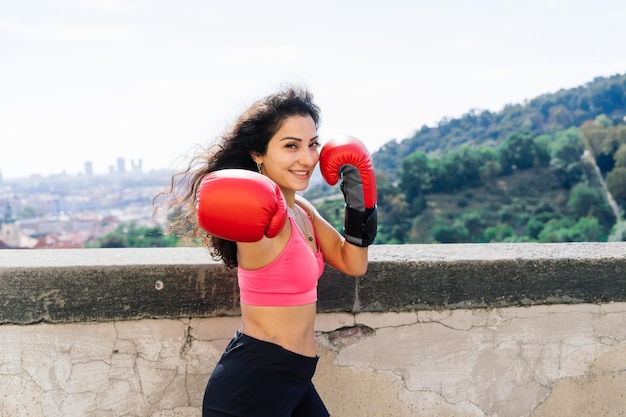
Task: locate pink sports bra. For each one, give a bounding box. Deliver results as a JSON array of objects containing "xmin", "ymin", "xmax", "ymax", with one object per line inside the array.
[{"xmin": 238, "ymin": 215, "xmax": 325, "ymax": 306}]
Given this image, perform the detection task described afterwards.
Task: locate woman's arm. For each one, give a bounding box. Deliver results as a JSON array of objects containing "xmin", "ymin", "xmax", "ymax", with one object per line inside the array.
[{"xmin": 296, "ymin": 196, "xmax": 368, "ymax": 276}]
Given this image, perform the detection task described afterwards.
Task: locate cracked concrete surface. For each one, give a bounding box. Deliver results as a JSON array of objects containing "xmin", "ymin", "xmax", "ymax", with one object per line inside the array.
[
  {"xmin": 1, "ymin": 304, "xmax": 626, "ymax": 416},
  {"xmin": 315, "ymin": 303, "xmax": 626, "ymax": 417},
  {"xmin": 0, "ymin": 318, "xmax": 224, "ymax": 417}
]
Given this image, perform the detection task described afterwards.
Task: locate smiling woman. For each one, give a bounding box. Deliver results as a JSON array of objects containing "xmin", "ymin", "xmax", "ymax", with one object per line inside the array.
[
  {"xmin": 251, "ymin": 115, "xmax": 320, "ymax": 194},
  {"xmin": 154, "ymin": 84, "xmax": 377, "ymax": 417}
]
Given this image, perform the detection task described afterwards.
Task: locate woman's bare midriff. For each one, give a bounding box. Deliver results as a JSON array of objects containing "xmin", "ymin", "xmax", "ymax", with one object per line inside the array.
[{"xmin": 240, "ymin": 302, "xmax": 318, "ymax": 357}]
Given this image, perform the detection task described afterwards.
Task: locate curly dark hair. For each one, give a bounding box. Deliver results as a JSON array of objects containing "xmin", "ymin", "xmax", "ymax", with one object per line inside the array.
[{"xmin": 154, "ymin": 84, "xmax": 321, "ymax": 267}]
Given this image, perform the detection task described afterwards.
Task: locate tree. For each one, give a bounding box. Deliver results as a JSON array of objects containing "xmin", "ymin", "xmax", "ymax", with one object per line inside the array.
[
  {"xmin": 430, "ymin": 223, "xmax": 469, "ymax": 243},
  {"xmin": 547, "ymin": 104, "xmax": 574, "ymax": 131},
  {"xmin": 538, "ymin": 218, "xmax": 574, "ymax": 243},
  {"xmin": 581, "ymin": 120, "xmax": 626, "ymax": 173},
  {"xmin": 480, "ymin": 159, "xmax": 502, "ymax": 184},
  {"xmin": 590, "ymin": 84, "xmax": 624, "ymax": 114},
  {"xmin": 547, "ymin": 128, "xmax": 588, "ymax": 187},
  {"xmin": 399, "ymin": 152, "xmax": 429, "ymax": 202},
  {"xmin": 614, "ymin": 144, "xmax": 626, "ymax": 168},
  {"xmin": 525, "ymin": 217, "xmax": 545, "ymax": 240},
  {"xmin": 499, "ymin": 132, "xmax": 550, "ymax": 175},
  {"xmin": 376, "ymin": 194, "xmax": 412, "ymax": 243},
  {"xmin": 594, "ymin": 114, "xmax": 613, "ymax": 128},
  {"xmin": 570, "ymin": 217, "xmax": 606, "ymax": 242},
  {"xmin": 606, "ymin": 167, "xmax": 626, "ymax": 204},
  {"xmin": 581, "ymin": 120, "xmax": 612, "ymax": 159},
  {"xmin": 441, "ymin": 146, "xmax": 498, "ymax": 191},
  {"xmin": 98, "ymin": 222, "xmax": 179, "ymax": 248},
  {"xmin": 608, "ymin": 221, "xmax": 626, "ymax": 242},
  {"xmin": 567, "ymin": 183, "xmax": 603, "ymax": 218},
  {"xmin": 100, "ymin": 236, "xmax": 126, "ymax": 248},
  {"xmin": 483, "ymin": 224, "xmax": 515, "ymax": 242},
  {"xmin": 378, "ymin": 183, "xmax": 412, "ymax": 243},
  {"xmin": 462, "ymin": 213, "xmax": 486, "ymax": 241}
]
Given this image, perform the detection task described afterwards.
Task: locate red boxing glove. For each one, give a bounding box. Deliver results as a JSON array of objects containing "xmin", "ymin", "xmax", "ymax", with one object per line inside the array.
[
  {"xmin": 196, "ymin": 169, "xmax": 287, "ymax": 242},
  {"xmin": 320, "ymin": 135, "xmax": 377, "ymax": 247}
]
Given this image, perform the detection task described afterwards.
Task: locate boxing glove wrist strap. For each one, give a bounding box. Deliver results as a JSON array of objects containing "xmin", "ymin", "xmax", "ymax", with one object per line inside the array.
[{"xmin": 344, "ymin": 205, "xmax": 377, "ymax": 247}]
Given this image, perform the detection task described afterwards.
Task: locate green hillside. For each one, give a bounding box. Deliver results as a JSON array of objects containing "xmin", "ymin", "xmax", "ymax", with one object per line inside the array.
[
  {"xmin": 306, "ymin": 72, "xmax": 626, "ymax": 244},
  {"xmin": 373, "ymin": 72, "xmax": 626, "ymax": 179}
]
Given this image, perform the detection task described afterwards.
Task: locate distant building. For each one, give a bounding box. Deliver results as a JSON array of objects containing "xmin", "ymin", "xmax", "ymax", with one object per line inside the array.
[
  {"xmin": 117, "ymin": 157, "xmax": 126, "ymax": 174},
  {"xmin": 85, "ymin": 161, "xmax": 94, "ymax": 176},
  {"xmin": 131, "ymin": 159, "xmax": 143, "ymax": 173},
  {"xmin": 0, "ymin": 202, "xmax": 37, "ymax": 249},
  {"xmin": 0, "ymin": 202, "xmax": 19, "ymax": 248}
]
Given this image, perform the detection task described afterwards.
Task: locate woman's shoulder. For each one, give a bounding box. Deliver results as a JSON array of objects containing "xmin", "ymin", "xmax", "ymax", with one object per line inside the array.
[{"xmin": 294, "ymin": 194, "xmax": 317, "ymax": 219}]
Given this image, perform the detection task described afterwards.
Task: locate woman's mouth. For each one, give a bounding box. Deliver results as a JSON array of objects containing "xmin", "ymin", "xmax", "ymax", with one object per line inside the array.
[{"xmin": 290, "ymin": 170, "xmax": 309, "ymax": 179}]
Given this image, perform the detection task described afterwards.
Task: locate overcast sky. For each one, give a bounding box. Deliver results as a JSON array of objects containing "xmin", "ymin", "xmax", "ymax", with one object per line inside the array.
[{"xmin": 2, "ymin": 0, "xmax": 626, "ymax": 179}]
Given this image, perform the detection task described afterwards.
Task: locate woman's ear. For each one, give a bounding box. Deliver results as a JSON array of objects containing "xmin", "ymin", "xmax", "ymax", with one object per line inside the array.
[{"xmin": 250, "ymin": 152, "xmax": 262, "ymax": 165}]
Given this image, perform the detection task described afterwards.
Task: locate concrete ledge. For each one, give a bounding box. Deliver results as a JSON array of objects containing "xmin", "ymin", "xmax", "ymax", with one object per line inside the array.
[
  {"xmin": 1, "ymin": 243, "xmax": 626, "ymax": 324},
  {"xmin": 2, "ymin": 244, "xmax": 626, "ymax": 417},
  {"xmin": 361, "ymin": 242, "xmax": 626, "ymax": 311}
]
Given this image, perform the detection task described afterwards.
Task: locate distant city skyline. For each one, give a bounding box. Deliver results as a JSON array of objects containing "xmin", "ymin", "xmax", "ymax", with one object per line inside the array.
[
  {"xmin": 1, "ymin": 157, "xmax": 150, "ymax": 180},
  {"xmin": 0, "ymin": 160, "xmax": 165, "ymax": 249},
  {"xmin": 2, "ymin": 0, "xmax": 626, "ymax": 179}
]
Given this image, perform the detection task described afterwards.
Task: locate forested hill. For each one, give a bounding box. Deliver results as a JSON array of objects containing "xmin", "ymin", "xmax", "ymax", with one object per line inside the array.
[
  {"xmin": 373, "ymin": 72, "xmax": 626, "ymax": 179},
  {"xmin": 305, "ymin": 72, "xmax": 626, "ymax": 245}
]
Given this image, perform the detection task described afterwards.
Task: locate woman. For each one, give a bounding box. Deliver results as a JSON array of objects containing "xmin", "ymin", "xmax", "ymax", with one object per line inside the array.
[{"xmin": 159, "ymin": 85, "xmax": 377, "ymax": 417}]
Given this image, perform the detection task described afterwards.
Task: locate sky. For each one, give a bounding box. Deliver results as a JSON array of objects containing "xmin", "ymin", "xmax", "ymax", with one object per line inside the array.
[{"xmin": 2, "ymin": 0, "xmax": 626, "ymax": 179}]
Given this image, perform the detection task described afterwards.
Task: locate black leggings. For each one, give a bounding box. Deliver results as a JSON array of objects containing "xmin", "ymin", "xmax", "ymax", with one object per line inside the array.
[{"xmin": 202, "ymin": 330, "xmax": 330, "ymax": 417}]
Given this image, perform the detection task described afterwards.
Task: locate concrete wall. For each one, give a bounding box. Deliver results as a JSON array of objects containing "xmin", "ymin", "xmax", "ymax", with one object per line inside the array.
[{"xmin": 1, "ymin": 243, "xmax": 626, "ymax": 417}]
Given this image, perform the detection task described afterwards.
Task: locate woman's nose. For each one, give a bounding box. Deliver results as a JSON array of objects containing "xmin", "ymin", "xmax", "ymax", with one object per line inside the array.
[{"xmin": 300, "ymin": 148, "xmax": 318, "ymax": 166}]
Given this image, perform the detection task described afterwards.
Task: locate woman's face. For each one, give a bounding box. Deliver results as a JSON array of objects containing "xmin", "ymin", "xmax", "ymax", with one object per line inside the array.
[{"xmin": 254, "ymin": 115, "xmax": 320, "ymax": 193}]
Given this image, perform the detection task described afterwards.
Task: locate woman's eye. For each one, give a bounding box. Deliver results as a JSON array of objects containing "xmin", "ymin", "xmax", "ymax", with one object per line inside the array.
[{"xmin": 310, "ymin": 142, "xmax": 321, "ymax": 149}]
